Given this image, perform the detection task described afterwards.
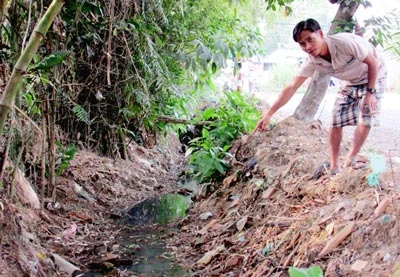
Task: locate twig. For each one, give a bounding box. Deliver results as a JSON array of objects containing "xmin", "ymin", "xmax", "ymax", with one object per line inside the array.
[
  {"xmin": 389, "ymin": 149, "xmax": 399, "ymax": 192},
  {"xmin": 268, "ymin": 215, "xmax": 304, "ymax": 221},
  {"xmin": 283, "ymin": 243, "xmax": 300, "ymax": 267},
  {"xmin": 21, "ymin": 0, "xmax": 33, "ymax": 51}
]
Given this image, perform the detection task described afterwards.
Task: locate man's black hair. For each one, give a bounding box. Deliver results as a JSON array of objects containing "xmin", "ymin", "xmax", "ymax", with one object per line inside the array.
[{"xmin": 292, "ymin": 18, "xmax": 321, "ymax": 42}]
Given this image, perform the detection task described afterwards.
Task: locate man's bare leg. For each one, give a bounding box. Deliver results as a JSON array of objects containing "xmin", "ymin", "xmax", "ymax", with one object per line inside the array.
[
  {"xmin": 329, "ymin": 127, "xmax": 343, "ymax": 171},
  {"xmin": 344, "ymin": 124, "xmax": 371, "ymax": 167}
]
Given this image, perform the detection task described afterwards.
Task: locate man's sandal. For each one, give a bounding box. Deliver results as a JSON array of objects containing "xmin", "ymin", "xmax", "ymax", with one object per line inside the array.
[{"xmin": 344, "ymin": 157, "xmax": 368, "ymax": 170}]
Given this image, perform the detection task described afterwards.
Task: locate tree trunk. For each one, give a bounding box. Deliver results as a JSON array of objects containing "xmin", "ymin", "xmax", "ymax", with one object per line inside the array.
[
  {"xmin": 0, "ymin": 0, "xmax": 9, "ymax": 22},
  {"xmin": 293, "ymin": 0, "xmax": 360, "ymax": 122},
  {"xmin": 0, "ymin": 0, "xmax": 64, "ymax": 134}
]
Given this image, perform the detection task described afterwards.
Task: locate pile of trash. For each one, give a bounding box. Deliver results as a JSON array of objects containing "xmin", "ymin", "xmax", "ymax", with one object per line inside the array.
[{"xmin": 169, "ymin": 117, "xmax": 400, "ymax": 277}]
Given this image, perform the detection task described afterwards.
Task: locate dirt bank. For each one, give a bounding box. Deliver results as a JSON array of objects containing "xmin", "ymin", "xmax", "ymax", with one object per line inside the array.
[{"xmin": 169, "ymin": 117, "xmax": 400, "ymax": 277}]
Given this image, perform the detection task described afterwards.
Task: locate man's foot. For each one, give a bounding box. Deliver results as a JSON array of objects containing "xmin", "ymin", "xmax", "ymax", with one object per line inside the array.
[
  {"xmin": 344, "ymin": 157, "xmax": 368, "ymax": 170},
  {"xmin": 328, "ymin": 168, "xmax": 341, "ymax": 178}
]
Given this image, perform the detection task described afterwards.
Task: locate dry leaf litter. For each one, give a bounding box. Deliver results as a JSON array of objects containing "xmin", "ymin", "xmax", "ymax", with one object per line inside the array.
[{"xmin": 168, "ymin": 117, "xmax": 400, "ymax": 277}]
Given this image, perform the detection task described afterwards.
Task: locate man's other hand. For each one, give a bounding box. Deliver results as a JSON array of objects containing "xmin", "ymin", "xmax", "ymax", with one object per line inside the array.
[{"xmin": 363, "ymin": 92, "xmax": 378, "ymax": 116}]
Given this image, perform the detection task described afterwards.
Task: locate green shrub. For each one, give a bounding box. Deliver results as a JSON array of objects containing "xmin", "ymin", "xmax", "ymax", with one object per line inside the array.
[
  {"xmin": 55, "ymin": 142, "xmax": 77, "ymax": 176},
  {"xmin": 187, "ymin": 91, "xmax": 260, "ymax": 182}
]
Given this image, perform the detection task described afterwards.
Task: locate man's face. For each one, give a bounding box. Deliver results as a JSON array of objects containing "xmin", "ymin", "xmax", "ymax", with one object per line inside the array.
[{"xmin": 296, "ymin": 29, "xmax": 324, "ymax": 57}]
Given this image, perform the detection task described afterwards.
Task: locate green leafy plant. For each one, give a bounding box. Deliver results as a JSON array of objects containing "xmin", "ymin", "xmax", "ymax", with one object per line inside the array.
[
  {"xmin": 288, "ymin": 266, "xmax": 324, "ymax": 277},
  {"xmin": 265, "ymin": 0, "xmax": 294, "ymax": 13},
  {"xmin": 187, "ymin": 91, "xmax": 260, "ymax": 182},
  {"xmin": 22, "ymin": 88, "xmax": 41, "ymax": 116},
  {"xmin": 363, "ymin": 12, "xmax": 400, "ymax": 48},
  {"xmin": 72, "ymin": 104, "xmax": 90, "ymax": 125},
  {"xmin": 30, "ymin": 51, "xmax": 68, "ymax": 71},
  {"xmin": 55, "ymin": 142, "xmax": 77, "ymax": 176}
]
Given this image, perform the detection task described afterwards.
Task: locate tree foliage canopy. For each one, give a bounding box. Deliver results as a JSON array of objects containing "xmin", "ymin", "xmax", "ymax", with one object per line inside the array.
[{"xmin": 1, "ymin": 0, "xmax": 288, "ymax": 155}]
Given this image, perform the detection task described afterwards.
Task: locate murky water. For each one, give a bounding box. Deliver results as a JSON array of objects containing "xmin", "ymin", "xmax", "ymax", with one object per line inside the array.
[
  {"xmin": 119, "ymin": 194, "xmax": 191, "ymax": 276},
  {"xmin": 118, "ymin": 226, "xmax": 185, "ymax": 276}
]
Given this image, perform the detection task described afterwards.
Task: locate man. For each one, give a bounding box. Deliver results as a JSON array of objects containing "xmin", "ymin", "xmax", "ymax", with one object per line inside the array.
[{"xmin": 256, "ymin": 18, "xmax": 386, "ymax": 175}]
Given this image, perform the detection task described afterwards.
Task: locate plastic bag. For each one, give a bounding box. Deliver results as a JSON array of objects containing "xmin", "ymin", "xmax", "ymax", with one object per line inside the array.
[{"xmin": 367, "ymin": 153, "xmax": 386, "ymax": 187}]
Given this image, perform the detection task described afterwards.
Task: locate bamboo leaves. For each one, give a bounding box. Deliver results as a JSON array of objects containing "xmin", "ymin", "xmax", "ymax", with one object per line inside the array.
[{"xmin": 30, "ymin": 51, "xmax": 68, "ymax": 71}]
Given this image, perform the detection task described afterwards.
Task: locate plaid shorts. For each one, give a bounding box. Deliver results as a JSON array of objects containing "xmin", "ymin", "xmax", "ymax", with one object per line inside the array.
[{"xmin": 331, "ymin": 77, "xmax": 386, "ymax": 128}]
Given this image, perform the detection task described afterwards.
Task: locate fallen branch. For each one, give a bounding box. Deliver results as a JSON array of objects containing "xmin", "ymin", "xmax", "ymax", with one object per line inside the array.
[
  {"xmin": 318, "ymin": 221, "xmax": 356, "ymax": 257},
  {"xmin": 157, "ymin": 115, "xmax": 213, "ymax": 126},
  {"xmin": 373, "ymin": 197, "xmax": 391, "ymax": 218},
  {"xmin": 52, "ymin": 253, "xmax": 80, "ymax": 275}
]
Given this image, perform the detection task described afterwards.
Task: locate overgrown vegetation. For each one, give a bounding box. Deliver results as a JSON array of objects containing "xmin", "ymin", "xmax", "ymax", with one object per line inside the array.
[
  {"xmin": 0, "ymin": 0, "xmax": 275, "ymax": 201},
  {"xmin": 186, "ymin": 91, "xmax": 260, "ymax": 182}
]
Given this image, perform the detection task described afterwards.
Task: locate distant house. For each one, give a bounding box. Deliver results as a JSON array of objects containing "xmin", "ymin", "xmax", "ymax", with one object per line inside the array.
[{"xmin": 262, "ymin": 49, "xmax": 307, "ymax": 70}]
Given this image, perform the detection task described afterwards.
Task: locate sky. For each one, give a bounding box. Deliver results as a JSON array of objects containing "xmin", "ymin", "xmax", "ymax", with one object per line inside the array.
[{"xmin": 356, "ymin": 0, "xmax": 399, "ymax": 21}]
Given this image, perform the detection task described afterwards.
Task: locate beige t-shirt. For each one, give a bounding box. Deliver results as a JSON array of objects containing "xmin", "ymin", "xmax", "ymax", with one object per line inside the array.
[{"xmin": 297, "ymin": 33, "xmax": 386, "ymax": 85}]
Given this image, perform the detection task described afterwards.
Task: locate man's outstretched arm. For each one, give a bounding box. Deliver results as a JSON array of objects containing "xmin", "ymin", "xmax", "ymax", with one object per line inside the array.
[{"xmin": 256, "ymin": 76, "xmax": 308, "ymax": 131}]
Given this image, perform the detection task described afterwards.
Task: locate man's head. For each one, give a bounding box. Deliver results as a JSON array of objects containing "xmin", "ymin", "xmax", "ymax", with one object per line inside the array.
[
  {"xmin": 293, "ymin": 18, "xmax": 327, "ymax": 57},
  {"xmin": 292, "ymin": 18, "xmax": 321, "ymax": 42}
]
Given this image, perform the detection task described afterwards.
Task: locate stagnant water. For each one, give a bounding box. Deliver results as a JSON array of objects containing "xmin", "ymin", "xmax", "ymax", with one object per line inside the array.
[{"xmin": 119, "ymin": 193, "xmax": 192, "ymax": 276}]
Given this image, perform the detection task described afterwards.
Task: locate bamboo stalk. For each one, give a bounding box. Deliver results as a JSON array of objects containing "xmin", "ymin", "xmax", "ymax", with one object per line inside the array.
[
  {"xmin": 106, "ymin": 0, "xmax": 115, "ymax": 86},
  {"xmin": 41, "ymin": 103, "xmax": 47, "ymax": 208},
  {"xmin": 0, "ymin": 0, "xmax": 65, "ymax": 133},
  {"xmin": 48, "ymin": 87, "xmax": 56, "ymax": 201},
  {"xmin": 52, "ymin": 253, "xmax": 80, "ymax": 275}
]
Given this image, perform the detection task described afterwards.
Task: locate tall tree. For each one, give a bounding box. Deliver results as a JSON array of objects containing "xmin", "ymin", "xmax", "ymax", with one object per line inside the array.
[{"xmin": 292, "ymin": 0, "xmax": 360, "ymax": 122}]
